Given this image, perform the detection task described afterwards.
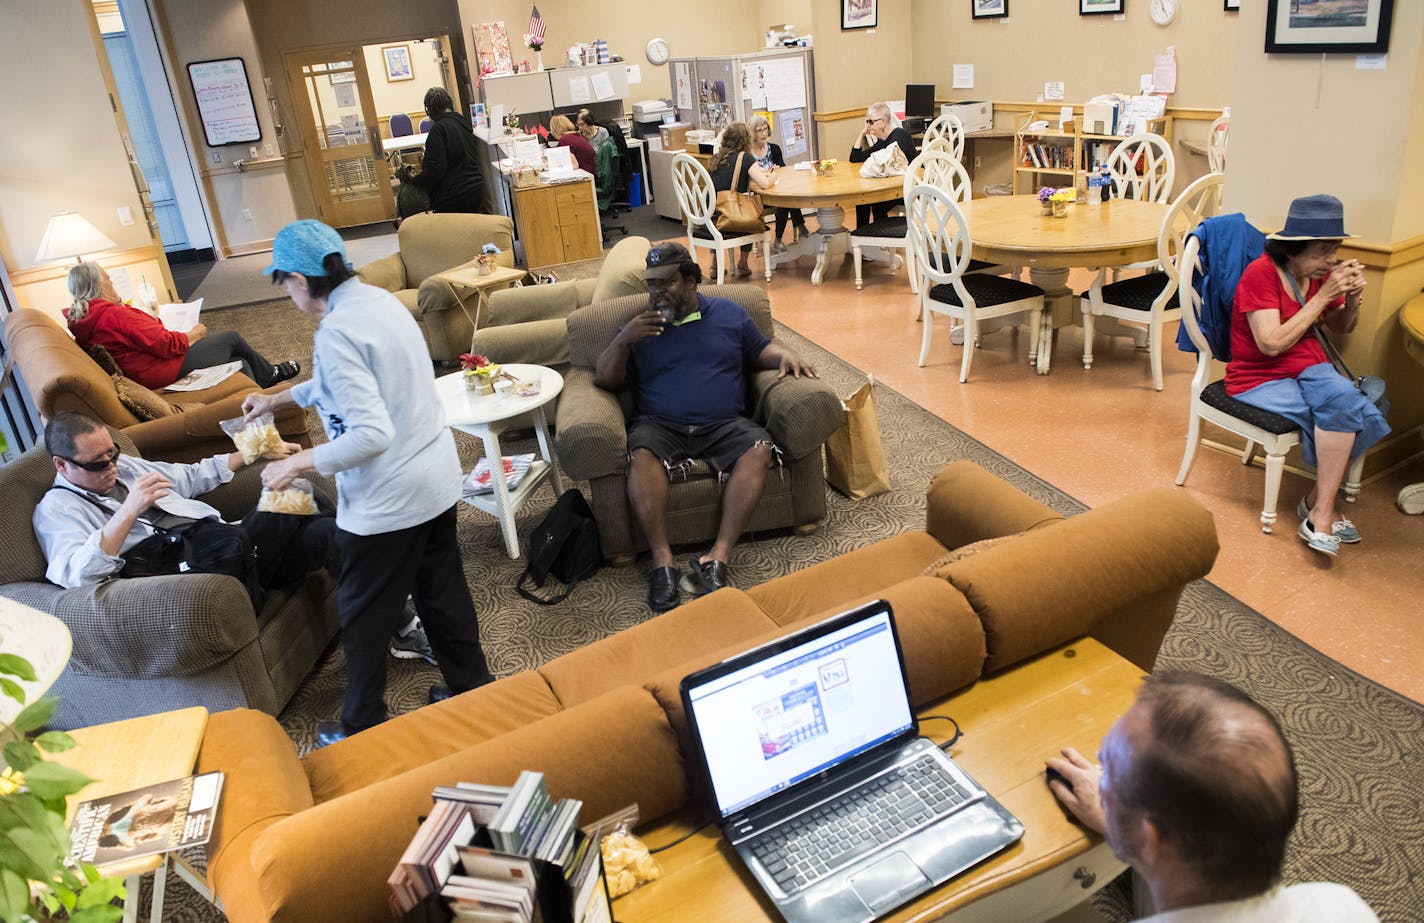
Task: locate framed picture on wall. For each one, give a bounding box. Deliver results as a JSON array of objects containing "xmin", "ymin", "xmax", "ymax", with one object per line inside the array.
[
  {"xmin": 382, "ymin": 44, "xmax": 414, "ymax": 82},
  {"xmin": 842, "ymin": 0, "xmax": 876, "ymax": 30},
  {"xmin": 973, "ymin": 0, "xmax": 1008, "ymax": 20},
  {"xmin": 1265, "ymin": 0, "xmax": 1393, "ymax": 54},
  {"xmin": 1224, "ymin": 0, "xmax": 1240, "ymax": 10},
  {"xmin": 1080, "ymin": 0, "xmax": 1124, "ymax": 15}
]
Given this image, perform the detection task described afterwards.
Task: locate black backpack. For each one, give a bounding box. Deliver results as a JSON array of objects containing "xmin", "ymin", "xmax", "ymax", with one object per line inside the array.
[{"xmin": 516, "ymin": 490, "xmax": 602, "ymax": 605}]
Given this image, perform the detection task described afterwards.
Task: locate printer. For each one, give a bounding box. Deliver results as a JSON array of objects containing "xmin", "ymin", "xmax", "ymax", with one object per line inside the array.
[
  {"xmin": 940, "ymin": 101, "xmax": 994, "ymax": 134},
  {"xmin": 632, "ymin": 99, "xmax": 675, "ymax": 138}
]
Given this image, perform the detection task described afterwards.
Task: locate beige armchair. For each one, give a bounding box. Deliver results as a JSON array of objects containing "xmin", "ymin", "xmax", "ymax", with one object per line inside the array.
[
  {"xmin": 357, "ymin": 212, "xmax": 515, "ymax": 362},
  {"xmin": 556, "ymin": 285, "xmax": 844, "ymax": 562},
  {"xmin": 470, "ymin": 235, "xmax": 651, "ymax": 373}
]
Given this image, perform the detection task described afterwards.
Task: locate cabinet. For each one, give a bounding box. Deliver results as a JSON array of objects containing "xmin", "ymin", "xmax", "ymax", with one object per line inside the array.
[
  {"xmin": 513, "ymin": 178, "xmax": 601, "ymax": 269},
  {"xmin": 1013, "ymin": 109, "xmax": 1171, "ymax": 195}
]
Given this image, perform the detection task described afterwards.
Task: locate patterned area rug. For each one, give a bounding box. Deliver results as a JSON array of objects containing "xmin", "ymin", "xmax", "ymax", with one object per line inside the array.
[{"xmin": 138, "ymin": 295, "xmax": 1422, "ymax": 922}]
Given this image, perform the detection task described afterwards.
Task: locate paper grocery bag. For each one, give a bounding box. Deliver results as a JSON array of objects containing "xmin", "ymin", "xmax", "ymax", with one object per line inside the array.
[{"xmin": 824, "ymin": 376, "xmax": 891, "ymax": 500}]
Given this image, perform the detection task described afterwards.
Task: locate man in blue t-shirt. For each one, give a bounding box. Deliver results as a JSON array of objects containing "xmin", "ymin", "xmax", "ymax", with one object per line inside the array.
[{"xmin": 594, "ymin": 242, "xmax": 817, "ymax": 612}]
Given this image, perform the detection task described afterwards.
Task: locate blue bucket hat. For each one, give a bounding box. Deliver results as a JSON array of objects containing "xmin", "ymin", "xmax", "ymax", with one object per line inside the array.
[
  {"xmin": 1267, "ymin": 194, "xmax": 1355, "ymax": 241},
  {"xmin": 264, "ymin": 220, "xmax": 351, "ymax": 276}
]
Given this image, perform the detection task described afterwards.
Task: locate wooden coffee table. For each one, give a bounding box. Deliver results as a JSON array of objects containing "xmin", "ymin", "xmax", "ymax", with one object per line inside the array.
[
  {"xmin": 614, "ymin": 639, "xmax": 1142, "ymax": 922},
  {"xmin": 429, "ymin": 263, "xmax": 527, "ymax": 351}
]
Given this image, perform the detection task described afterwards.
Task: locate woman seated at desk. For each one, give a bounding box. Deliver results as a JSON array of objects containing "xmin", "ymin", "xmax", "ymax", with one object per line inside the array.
[
  {"xmin": 848, "ymin": 101, "xmax": 917, "ymax": 227},
  {"xmin": 709, "ymin": 121, "xmax": 775, "ymax": 279},
  {"xmin": 550, "ymin": 114, "xmax": 595, "ymax": 175},
  {"xmin": 748, "ymin": 114, "xmax": 806, "ymax": 252},
  {"xmin": 66, "ymin": 261, "xmax": 297, "ymax": 390}
]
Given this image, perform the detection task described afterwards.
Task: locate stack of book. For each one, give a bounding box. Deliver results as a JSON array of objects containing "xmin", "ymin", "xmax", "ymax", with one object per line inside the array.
[{"xmin": 390, "ymin": 771, "xmax": 611, "ymax": 923}]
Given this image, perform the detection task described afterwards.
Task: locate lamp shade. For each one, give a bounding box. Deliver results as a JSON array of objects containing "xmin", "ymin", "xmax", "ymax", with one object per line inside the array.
[
  {"xmin": 35, "ymin": 212, "xmax": 117, "ymax": 264},
  {"xmin": 0, "ymin": 598, "xmax": 72, "ymax": 726}
]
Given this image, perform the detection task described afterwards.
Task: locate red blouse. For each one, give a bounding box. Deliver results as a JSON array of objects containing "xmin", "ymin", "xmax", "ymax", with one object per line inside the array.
[{"xmin": 67, "ymin": 298, "xmax": 188, "ymax": 389}]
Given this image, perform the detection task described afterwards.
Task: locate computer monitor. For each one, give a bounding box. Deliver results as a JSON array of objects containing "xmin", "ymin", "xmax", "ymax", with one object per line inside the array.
[{"xmin": 905, "ymin": 84, "xmax": 936, "ymax": 120}]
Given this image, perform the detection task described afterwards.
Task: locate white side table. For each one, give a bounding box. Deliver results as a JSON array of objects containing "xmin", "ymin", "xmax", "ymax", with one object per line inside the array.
[{"xmin": 436, "ymin": 364, "xmax": 565, "ymax": 558}]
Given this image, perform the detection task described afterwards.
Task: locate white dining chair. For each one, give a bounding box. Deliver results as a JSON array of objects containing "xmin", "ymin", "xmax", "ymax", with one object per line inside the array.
[
  {"xmin": 1080, "ymin": 171, "xmax": 1224, "ymax": 390},
  {"xmin": 921, "ymin": 112, "xmax": 965, "ymax": 164},
  {"xmin": 1207, "ymin": 115, "xmax": 1230, "ymax": 174},
  {"xmin": 1105, "ymin": 132, "xmax": 1175, "ymax": 204},
  {"xmin": 670, "ymin": 152, "xmax": 772, "ymax": 284},
  {"xmin": 906, "ymin": 184, "xmax": 1044, "ymax": 381}
]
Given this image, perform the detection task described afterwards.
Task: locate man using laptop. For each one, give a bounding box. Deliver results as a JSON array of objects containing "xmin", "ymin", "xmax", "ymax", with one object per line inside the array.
[
  {"xmin": 1047, "ymin": 672, "xmax": 1377, "ymax": 921},
  {"xmin": 594, "ymin": 241, "xmax": 817, "ymax": 612}
]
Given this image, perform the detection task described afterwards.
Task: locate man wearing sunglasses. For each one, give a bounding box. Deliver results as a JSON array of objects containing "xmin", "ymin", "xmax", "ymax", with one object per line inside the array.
[{"xmin": 32, "ymin": 412, "xmax": 338, "ymax": 593}]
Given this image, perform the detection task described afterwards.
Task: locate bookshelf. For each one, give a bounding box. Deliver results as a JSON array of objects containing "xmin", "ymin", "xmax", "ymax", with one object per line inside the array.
[{"xmin": 1013, "ymin": 108, "xmax": 1172, "ymax": 195}]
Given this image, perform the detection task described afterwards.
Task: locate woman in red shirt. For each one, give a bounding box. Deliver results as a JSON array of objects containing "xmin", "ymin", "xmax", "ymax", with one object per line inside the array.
[
  {"xmin": 549, "ymin": 114, "xmax": 595, "ymax": 175},
  {"xmin": 1225, "ymin": 195, "xmax": 1389, "ymax": 558},
  {"xmin": 65, "ymin": 262, "xmax": 298, "ymax": 390}
]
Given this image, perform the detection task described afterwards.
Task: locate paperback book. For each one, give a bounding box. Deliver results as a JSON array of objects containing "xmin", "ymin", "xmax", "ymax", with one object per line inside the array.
[{"xmin": 69, "ymin": 771, "xmax": 224, "ymax": 866}]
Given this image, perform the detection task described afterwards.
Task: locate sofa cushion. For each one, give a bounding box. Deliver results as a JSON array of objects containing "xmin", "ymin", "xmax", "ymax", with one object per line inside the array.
[
  {"xmin": 590, "ymin": 235, "xmax": 651, "ymax": 304},
  {"xmin": 397, "ymin": 213, "xmax": 514, "ymax": 285},
  {"xmin": 926, "ymin": 460, "xmax": 1064, "ymax": 550},
  {"xmin": 921, "ymin": 533, "xmax": 1020, "ymax": 576},
  {"xmin": 302, "ymin": 670, "xmax": 564, "ymax": 804},
  {"xmin": 249, "ymin": 686, "xmax": 686, "ymax": 923},
  {"xmin": 538, "ymin": 588, "xmax": 779, "ymax": 708},
  {"xmin": 85, "ymin": 343, "xmax": 122, "ymax": 376},
  {"xmin": 112, "ymin": 374, "xmax": 179, "ymax": 420}
]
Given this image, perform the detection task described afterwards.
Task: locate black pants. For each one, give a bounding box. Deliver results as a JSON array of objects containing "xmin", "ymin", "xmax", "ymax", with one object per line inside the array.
[
  {"xmin": 179, "ymin": 331, "xmax": 278, "ymax": 387},
  {"xmin": 854, "ymin": 198, "xmax": 901, "ymax": 228},
  {"xmin": 774, "ymin": 207, "xmax": 807, "ymax": 240},
  {"xmin": 239, "ymin": 498, "xmax": 341, "ymax": 591},
  {"xmin": 334, "ymin": 504, "xmax": 491, "ymax": 732}
]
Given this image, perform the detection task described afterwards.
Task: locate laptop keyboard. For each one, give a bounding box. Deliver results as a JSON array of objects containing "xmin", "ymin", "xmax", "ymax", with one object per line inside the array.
[{"xmin": 748, "ymin": 756, "xmax": 977, "ymax": 894}]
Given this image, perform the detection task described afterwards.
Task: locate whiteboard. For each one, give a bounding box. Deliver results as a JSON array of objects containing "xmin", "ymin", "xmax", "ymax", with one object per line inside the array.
[{"xmin": 186, "ymin": 57, "xmax": 262, "ymax": 146}]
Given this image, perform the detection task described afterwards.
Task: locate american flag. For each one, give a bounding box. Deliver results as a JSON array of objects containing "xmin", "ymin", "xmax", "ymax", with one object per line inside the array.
[{"xmin": 527, "ymin": 6, "xmax": 546, "ymax": 44}]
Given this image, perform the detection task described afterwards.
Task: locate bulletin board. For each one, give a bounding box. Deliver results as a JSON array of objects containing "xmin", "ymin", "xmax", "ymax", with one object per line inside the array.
[{"xmin": 186, "ymin": 57, "xmax": 262, "ymax": 147}]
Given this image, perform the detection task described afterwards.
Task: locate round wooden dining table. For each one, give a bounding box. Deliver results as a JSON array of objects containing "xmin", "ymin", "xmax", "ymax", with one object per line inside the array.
[
  {"xmin": 960, "ymin": 194, "xmax": 1172, "ymax": 373},
  {"xmin": 759, "ymin": 167, "xmax": 903, "ymax": 284}
]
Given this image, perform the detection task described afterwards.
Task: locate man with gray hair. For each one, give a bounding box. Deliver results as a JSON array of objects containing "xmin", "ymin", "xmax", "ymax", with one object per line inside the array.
[{"xmin": 1048, "ymin": 672, "xmax": 1376, "ymax": 921}]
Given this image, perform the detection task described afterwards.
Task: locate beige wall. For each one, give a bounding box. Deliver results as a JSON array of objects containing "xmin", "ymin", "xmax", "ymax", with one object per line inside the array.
[
  {"xmin": 0, "ymin": 1, "xmax": 151, "ymax": 275},
  {"xmin": 806, "ymin": 0, "xmax": 914, "ymax": 160},
  {"xmin": 362, "ymin": 39, "xmax": 443, "ymax": 124}
]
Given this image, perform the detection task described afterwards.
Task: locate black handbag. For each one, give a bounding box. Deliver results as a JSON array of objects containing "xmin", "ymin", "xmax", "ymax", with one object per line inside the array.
[{"xmin": 516, "ymin": 490, "xmax": 602, "ymax": 605}]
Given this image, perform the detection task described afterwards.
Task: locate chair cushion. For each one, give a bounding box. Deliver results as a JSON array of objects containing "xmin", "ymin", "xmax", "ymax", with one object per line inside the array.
[
  {"xmin": 112, "ymin": 375, "xmax": 179, "ymax": 421},
  {"xmin": 85, "ymin": 344, "xmax": 122, "ymax": 376},
  {"xmin": 929, "ymin": 274, "xmax": 1044, "ymax": 308},
  {"xmin": 1093, "ymin": 271, "xmax": 1179, "ymax": 312},
  {"xmin": 1201, "ymin": 380, "xmax": 1299, "ymax": 435},
  {"xmin": 966, "ymin": 258, "xmax": 1000, "ymax": 273},
  {"xmin": 691, "ymin": 224, "xmax": 764, "ymax": 242},
  {"xmin": 850, "ymin": 217, "xmax": 907, "ymax": 238}
]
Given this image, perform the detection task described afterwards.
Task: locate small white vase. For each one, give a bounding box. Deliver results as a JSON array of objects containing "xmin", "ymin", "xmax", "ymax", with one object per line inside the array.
[{"xmin": 536, "ymin": 50, "xmax": 545, "ymax": 71}]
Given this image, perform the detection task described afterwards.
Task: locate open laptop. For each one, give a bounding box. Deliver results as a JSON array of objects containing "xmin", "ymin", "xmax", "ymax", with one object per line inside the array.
[{"xmin": 680, "ymin": 600, "xmax": 1023, "ymax": 923}]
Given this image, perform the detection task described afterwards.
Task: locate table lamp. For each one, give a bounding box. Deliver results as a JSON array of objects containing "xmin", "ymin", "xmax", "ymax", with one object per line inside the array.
[
  {"xmin": 0, "ymin": 598, "xmax": 72, "ymax": 727},
  {"xmin": 35, "ymin": 211, "xmax": 117, "ymax": 265}
]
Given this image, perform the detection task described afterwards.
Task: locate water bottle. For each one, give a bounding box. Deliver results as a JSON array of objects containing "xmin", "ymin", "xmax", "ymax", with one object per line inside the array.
[
  {"xmin": 1099, "ymin": 163, "xmax": 1113, "ymax": 203},
  {"xmin": 1086, "ymin": 166, "xmax": 1102, "ymax": 210}
]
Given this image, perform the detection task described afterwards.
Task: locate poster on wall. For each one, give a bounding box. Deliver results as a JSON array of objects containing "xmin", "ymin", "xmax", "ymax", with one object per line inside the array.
[
  {"xmin": 674, "ymin": 61, "xmax": 693, "ymax": 111},
  {"xmin": 780, "ymin": 107, "xmax": 807, "ymax": 158},
  {"xmin": 186, "ymin": 58, "xmax": 261, "ymax": 146},
  {"xmin": 1264, "ymin": 0, "xmax": 1394, "ymax": 54},
  {"xmin": 842, "ymin": 0, "xmax": 876, "ymax": 30},
  {"xmin": 472, "ymin": 21, "xmax": 514, "ymax": 80}
]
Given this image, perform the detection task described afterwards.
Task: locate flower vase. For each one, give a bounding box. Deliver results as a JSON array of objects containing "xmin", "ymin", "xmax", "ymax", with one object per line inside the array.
[
  {"xmin": 536, "ymin": 50, "xmax": 545, "ymax": 71},
  {"xmin": 476, "ymin": 257, "xmax": 495, "ymax": 276},
  {"xmin": 1040, "ymin": 202, "xmax": 1054, "ymax": 216},
  {"xmin": 465, "ymin": 374, "xmax": 495, "ymax": 395},
  {"xmin": 1052, "ymin": 200, "xmax": 1068, "ymax": 218}
]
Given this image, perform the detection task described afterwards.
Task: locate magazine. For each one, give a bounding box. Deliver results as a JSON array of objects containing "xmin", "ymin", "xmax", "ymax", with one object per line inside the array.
[
  {"xmin": 157, "ymin": 298, "xmax": 203, "ymax": 333},
  {"xmin": 69, "ymin": 771, "xmax": 224, "ymax": 866},
  {"xmin": 462, "ymin": 455, "xmax": 536, "ymax": 496},
  {"xmin": 163, "ymin": 361, "xmax": 243, "ymax": 392}
]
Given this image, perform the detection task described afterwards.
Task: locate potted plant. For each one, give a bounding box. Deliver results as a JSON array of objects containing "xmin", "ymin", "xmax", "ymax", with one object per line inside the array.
[
  {"xmin": 1049, "ymin": 187, "xmax": 1075, "ymax": 217},
  {"xmin": 814, "ymin": 158, "xmax": 837, "ymax": 176},
  {"xmin": 0, "ymin": 653, "xmax": 125, "ymax": 922},
  {"xmin": 1037, "ymin": 186, "xmax": 1056, "ymax": 216},
  {"xmin": 476, "ymin": 243, "xmax": 501, "ymax": 275},
  {"xmin": 459, "ymin": 353, "xmax": 500, "ymax": 394}
]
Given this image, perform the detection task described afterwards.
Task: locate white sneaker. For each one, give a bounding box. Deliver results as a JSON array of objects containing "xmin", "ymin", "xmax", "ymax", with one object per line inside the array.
[{"xmin": 1398, "ymin": 482, "xmax": 1424, "ymax": 515}]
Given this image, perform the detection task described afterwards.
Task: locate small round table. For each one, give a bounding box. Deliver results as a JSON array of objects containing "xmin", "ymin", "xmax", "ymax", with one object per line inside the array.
[
  {"xmin": 760, "ymin": 168, "xmax": 903, "ymax": 284},
  {"xmin": 436, "ymin": 363, "xmax": 565, "ymax": 558},
  {"xmin": 961, "ymin": 195, "xmax": 1172, "ymax": 373}
]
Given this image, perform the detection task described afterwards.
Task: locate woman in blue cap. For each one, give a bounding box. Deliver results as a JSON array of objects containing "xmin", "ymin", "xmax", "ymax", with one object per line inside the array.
[
  {"xmin": 1225, "ymin": 194, "xmax": 1389, "ymax": 558},
  {"xmin": 241, "ymin": 220, "xmax": 492, "ymax": 744}
]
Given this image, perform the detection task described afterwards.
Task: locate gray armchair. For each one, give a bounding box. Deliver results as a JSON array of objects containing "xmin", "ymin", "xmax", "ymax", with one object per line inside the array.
[
  {"xmin": 556, "ymin": 285, "xmax": 843, "ymax": 562},
  {"xmin": 0, "ymin": 431, "xmax": 338, "ymax": 730}
]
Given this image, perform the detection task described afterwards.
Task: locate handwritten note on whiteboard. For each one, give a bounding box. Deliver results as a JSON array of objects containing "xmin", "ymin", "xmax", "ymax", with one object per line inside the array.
[{"xmin": 186, "ymin": 58, "xmax": 261, "ymax": 146}]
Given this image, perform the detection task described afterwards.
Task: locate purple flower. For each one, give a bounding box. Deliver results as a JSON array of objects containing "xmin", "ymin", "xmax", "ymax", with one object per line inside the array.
[{"xmin": 1037, "ymin": 186, "xmax": 1055, "ymax": 204}]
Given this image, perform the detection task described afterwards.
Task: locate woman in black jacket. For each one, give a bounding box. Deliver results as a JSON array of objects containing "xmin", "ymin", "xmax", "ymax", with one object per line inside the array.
[
  {"xmin": 411, "ymin": 87, "xmax": 487, "ymax": 214},
  {"xmin": 748, "ymin": 114, "xmax": 806, "ymax": 251},
  {"xmin": 848, "ymin": 101, "xmax": 917, "ymax": 227}
]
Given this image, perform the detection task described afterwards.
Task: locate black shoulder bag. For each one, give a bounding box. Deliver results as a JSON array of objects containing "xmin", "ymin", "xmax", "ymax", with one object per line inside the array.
[
  {"xmin": 53, "ymin": 487, "xmax": 263, "ymax": 608},
  {"xmin": 516, "ymin": 490, "xmax": 602, "ymax": 605}
]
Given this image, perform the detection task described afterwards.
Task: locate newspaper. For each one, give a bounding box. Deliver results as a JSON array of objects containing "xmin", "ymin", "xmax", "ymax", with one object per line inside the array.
[
  {"xmin": 157, "ymin": 297, "xmax": 204, "ymax": 332},
  {"xmin": 463, "ymin": 454, "xmax": 536, "ymax": 496},
  {"xmin": 69, "ymin": 771, "xmax": 224, "ymax": 866},
  {"xmin": 163, "ymin": 361, "xmax": 243, "ymax": 392}
]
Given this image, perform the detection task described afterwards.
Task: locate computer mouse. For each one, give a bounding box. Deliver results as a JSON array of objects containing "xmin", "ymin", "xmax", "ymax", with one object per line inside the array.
[{"xmin": 1045, "ymin": 766, "xmax": 1070, "ymax": 790}]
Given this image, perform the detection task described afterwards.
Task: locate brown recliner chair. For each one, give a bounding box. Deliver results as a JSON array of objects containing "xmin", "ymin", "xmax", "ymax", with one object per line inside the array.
[
  {"xmin": 2, "ymin": 309, "xmax": 309, "ymax": 464},
  {"xmin": 356, "ymin": 212, "xmax": 516, "ymax": 362},
  {"xmin": 555, "ymin": 285, "xmax": 844, "ymax": 562}
]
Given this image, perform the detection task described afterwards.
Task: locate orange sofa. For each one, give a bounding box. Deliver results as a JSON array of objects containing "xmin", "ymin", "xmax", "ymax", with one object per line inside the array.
[{"xmin": 196, "ymin": 460, "xmax": 1219, "ymax": 923}]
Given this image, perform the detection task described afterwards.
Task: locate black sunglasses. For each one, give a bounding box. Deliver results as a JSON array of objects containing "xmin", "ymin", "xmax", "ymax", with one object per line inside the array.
[{"xmin": 61, "ymin": 447, "xmax": 120, "ymax": 472}]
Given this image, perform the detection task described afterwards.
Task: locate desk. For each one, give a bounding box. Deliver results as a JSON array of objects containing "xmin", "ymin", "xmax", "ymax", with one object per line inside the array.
[
  {"xmin": 436, "ymin": 364, "xmax": 565, "ymax": 557},
  {"xmin": 760, "ymin": 169, "xmax": 903, "ymax": 285},
  {"xmin": 56, "ymin": 707, "xmax": 209, "ymax": 923},
  {"xmin": 382, "ymin": 132, "xmax": 428, "ymax": 156},
  {"xmin": 430, "ymin": 263, "xmax": 527, "ymax": 351},
  {"xmin": 512, "ymin": 176, "xmax": 602, "ymax": 269},
  {"xmin": 615, "ymin": 639, "xmax": 1138, "ymax": 922},
  {"xmin": 961, "ymin": 195, "xmax": 1170, "ymax": 373}
]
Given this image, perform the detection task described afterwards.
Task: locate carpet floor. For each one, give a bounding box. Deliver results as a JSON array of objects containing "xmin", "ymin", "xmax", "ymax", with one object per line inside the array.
[{"xmin": 139, "ymin": 295, "xmax": 1424, "ymax": 922}]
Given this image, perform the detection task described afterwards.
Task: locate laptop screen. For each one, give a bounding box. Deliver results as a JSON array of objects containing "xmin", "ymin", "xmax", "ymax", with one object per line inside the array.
[{"xmin": 683, "ymin": 603, "xmax": 915, "ymax": 818}]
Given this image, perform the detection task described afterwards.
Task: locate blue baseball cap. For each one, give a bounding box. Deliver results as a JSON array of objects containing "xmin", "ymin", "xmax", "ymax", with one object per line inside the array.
[{"xmin": 264, "ymin": 220, "xmax": 351, "ymax": 276}]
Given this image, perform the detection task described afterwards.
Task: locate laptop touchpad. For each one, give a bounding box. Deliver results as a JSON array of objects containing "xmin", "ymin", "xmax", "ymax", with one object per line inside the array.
[{"xmin": 849, "ymin": 852, "xmax": 930, "ymax": 912}]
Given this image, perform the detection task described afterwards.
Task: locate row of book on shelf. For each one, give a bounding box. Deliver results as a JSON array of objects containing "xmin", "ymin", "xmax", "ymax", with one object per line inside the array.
[
  {"xmin": 1021, "ymin": 141, "xmax": 1073, "ymax": 171},
  {"xmin": 390, "ymin": 770, "xmax": 612, "ymax": 923}
]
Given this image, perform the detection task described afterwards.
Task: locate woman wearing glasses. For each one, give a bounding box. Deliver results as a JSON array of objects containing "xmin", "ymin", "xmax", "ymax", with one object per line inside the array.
[
  {"xmin": 747, "ymin": 114, "xmax": 806, "ymax": 252},
  {"xmin": 848, "ymin": 101, "xmax": 917, "ymax": 227}
]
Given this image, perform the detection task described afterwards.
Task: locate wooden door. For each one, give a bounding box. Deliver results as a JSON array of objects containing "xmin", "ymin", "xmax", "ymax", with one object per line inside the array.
[{"xmin": 285, "ymin": 46, "xmax": 395, "ymax": 227}]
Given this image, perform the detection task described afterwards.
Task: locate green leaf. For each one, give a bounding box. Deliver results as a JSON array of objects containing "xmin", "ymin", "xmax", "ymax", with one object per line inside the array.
[
  {"xmin": 0, "ymin": 677, "xmax": 22, "ymax": 705},
  {"xmin": 0, "ymin": 867, "xmax": 31, "ymax": 923},
  {"xmin": 0, "ymin": 654, "xmax": 36, "ymax": 682},
  {"xmin": 13, "ymin": 696, "xmax": 57, "ymax": 734},
  {"xmin": 3, "ymin": 826, "xmax": 64, "ymax": 875},
  {"xmin": 0, "ymin": 835, "xmax": 49, "ymax": 881},
  {"xmin": 72, "ymin": 905, "xmax": 128, "ymax": 923},
  {"xmin": 3, "ymin": 739, "xmax": 41, "ymax": 774},
  {"xmin": 74, "ymin": 873, "xmax": 125, "ymax": 907},
  {"xmin": 0, "ymin": 790, "xmax": 50, "ymax": 830},
  {"xmin": 34, "ymin": 731, "xmax": 76, "ymax": 754},
  {"xmin": 21, "ymin": 761, "xmax": 95, "ymax": 801}
]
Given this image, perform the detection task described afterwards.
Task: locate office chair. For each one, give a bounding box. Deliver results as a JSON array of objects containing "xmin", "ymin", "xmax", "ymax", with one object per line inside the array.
[
  {"xmin": 389, "ymin": 113, "xmax": 413, "ymax": 137},
  {"xmin": 419, "ymin": 117, "xmax": 433, "ymax": 134},
  {"xmin": 595, "ymin": 138, "xmax": 628, "ymax": 238}
]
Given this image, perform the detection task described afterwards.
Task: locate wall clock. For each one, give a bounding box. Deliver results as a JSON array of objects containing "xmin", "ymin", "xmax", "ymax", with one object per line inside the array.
[
  {"xmin": 1150, "ymin": 0, "xmax": 1179, "ymax": 25},
  {"xmin": 645, "ymin": 37, "xmax": 671, "ymax": 65}
]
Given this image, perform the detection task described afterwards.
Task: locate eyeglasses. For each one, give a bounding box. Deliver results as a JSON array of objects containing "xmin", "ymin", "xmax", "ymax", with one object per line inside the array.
[
  {"xmin": 61, "ymin": 447, "xmax": 120, "ymax": 472},
  {"xmin": 865, "ymin": 117, "xmax": 884, "ymax": 124}
]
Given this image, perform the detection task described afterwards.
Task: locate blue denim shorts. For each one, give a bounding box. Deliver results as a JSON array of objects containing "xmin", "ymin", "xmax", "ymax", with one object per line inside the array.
[{"xmin": 1234, "ymin": 362, "xmax": 1390, "ymax": 467}]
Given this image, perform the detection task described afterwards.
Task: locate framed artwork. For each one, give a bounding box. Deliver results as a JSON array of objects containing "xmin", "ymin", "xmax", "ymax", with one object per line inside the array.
[
  {"xmin": 1224, "ymin": 0, "xmax": 1239, "ymax": 10},
  {"xmin": 1265, "ymin": 0, "xmax": 1393, "ymax": 54},
  {"xmin": 973, "ymin": 0, "xmax": 1008, "ymax": 20},
  {"xmin": 842, "ymin": 0, "xmax": 876, "ymax": 30},
  {"xmin": 382, "ymin": 44, "xmax": 413, "ymax": 82},
  {"xmin": 1080, "ymin": 0, "xmax": 1124, "ymax": 15}
]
